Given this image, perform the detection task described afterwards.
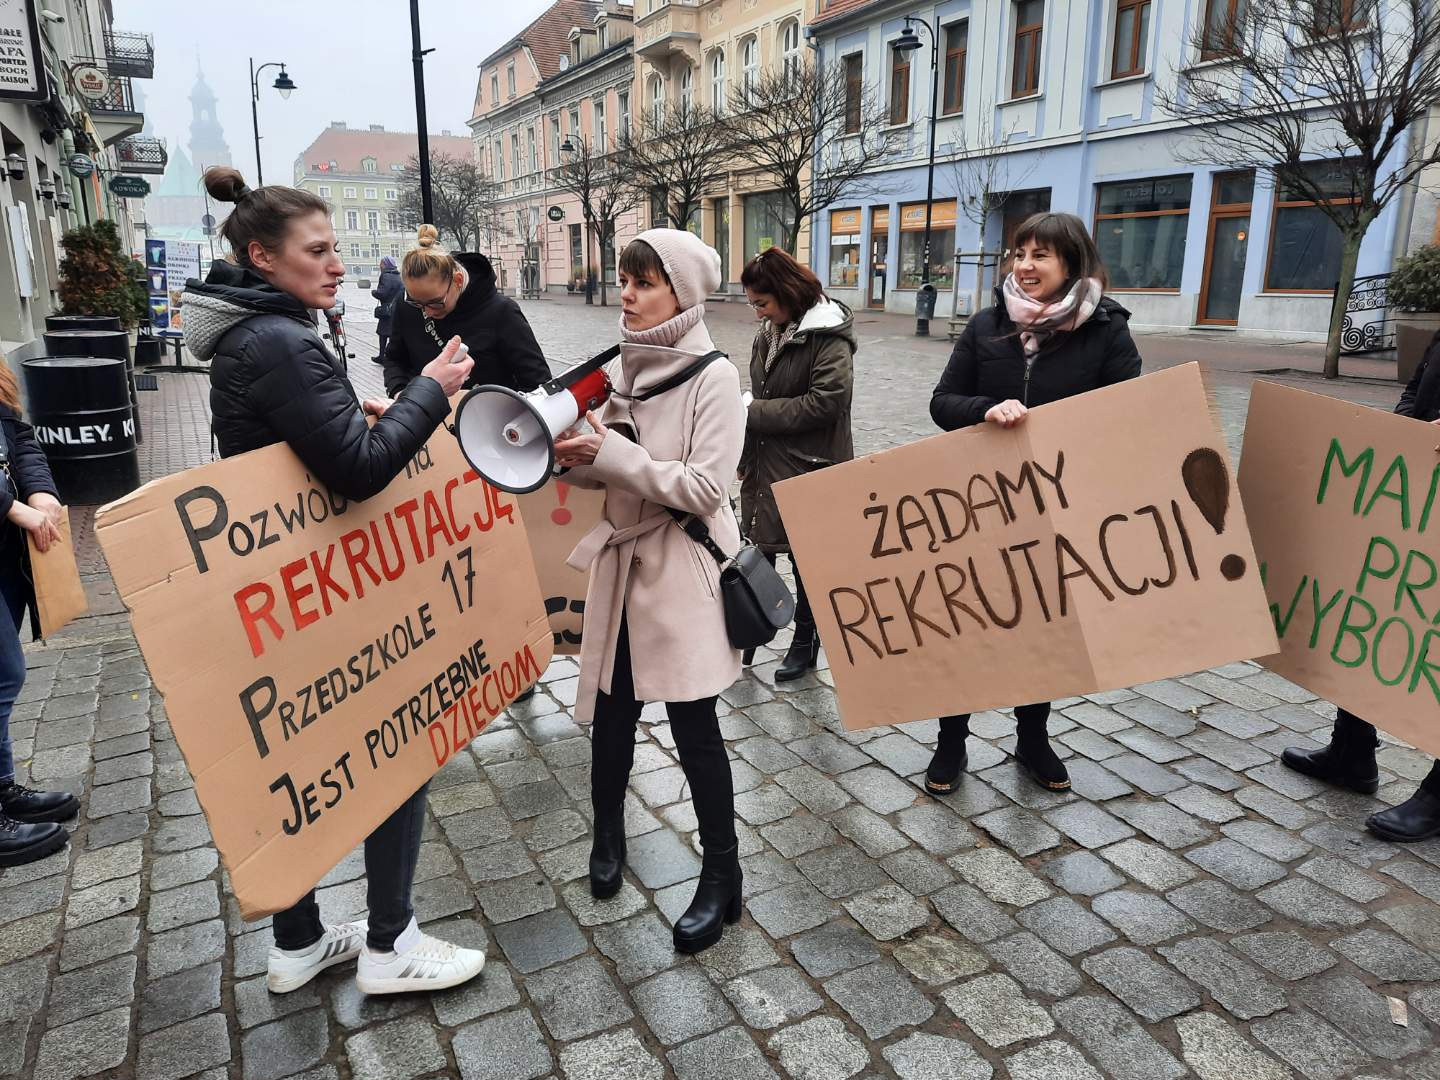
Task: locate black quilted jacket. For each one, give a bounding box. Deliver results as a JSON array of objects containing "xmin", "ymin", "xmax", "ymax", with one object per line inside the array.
[{"xmin": 183, "ymin": 261, "xmax": 449, "ymax": 501}]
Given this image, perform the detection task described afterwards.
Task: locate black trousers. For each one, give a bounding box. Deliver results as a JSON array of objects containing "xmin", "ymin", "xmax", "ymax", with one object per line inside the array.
[
  {"xmin": 377, "ymin": 332, "xmax": 389, "ymax": 360},
  {"xmin": 1336, "ymin": 707, "xmax": 1440, "ymax": 794},
  {"xmin": 271, "ymin": 782, "xmax": 428, "ymax": 952},
  {"xmin": 591, "ymin": 616, "xmax": 736, "ymax": 853},
  {"xmin": 939, "ymin": 702, "xmax": 1052, "ymax": 741},
  {"xmin": 764, "ymin": 552, "xmax": 813, "ymax": 632}
]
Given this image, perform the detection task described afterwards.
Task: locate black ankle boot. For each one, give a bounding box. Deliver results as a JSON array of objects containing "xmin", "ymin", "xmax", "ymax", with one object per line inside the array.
[
  {"xmin": 0, "ymin": 814, "xmax": 66, "ymax": 867},
  {"xmin": 1367, "ymin": 788, "xmax": 1440, "ymax": 842},
  {"xmin": 1281, "ymin": 723, "xmax": 1380, "ymax": 795},
  {"xmin": 589, "ymin": 810, "xmax": 626, "ymax": 899},
  {"xmin": 775, "ymin": 627, "xmax": 820, "ymax": 682},
  {"xmin": 0, "ymin": 782, "xmax": 79, "ymax": 824},
  {"xmin": 674, "ymin": 844, "xmax": 742, "ymax": 953},
  {"xmin": 1015, "ymin": 714, "xmax": 1069, "ymax": 790},
  {"xmin": 741, "ymin": 648, "xmax": 756, "ymax": 665},
  {"xmin": 925, "ymin": 729, "xmax": 969, "ymax": 794}
]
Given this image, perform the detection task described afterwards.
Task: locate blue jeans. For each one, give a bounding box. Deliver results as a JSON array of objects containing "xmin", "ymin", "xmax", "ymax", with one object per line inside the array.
[
  {"xmin": 0, "ymin": 570, "xmax": 29, "ymax": 786},
  {"xmin": 270, "ymin": 781, "xmax": 429, "ymax": 952}
]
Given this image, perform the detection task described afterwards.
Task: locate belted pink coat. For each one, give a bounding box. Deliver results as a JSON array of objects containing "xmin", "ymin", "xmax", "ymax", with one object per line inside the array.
[{"xmin": 563, "ymin": 320, "xmax": 745, "ymax": 723}]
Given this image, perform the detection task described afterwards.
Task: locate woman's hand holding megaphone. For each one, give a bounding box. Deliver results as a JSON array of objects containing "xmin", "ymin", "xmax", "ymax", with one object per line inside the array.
[
  {"xmin": 555, "ymin": 411, "xmax": 609, "ymax": 469},
  {"xmin": 421, "ymin": 336, "xmax": 475, "ymax": 397}
]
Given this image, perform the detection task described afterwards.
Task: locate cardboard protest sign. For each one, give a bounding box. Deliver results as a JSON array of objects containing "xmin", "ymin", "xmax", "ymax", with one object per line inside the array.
[
  {"xmin": 774, "ymin": 363, "xmax": 1276, "ymax": 731},
  {"xmin": 516, "ymin": 480, "xmax": 604, "ymax": 655},
  {"xmin": 28, "ymin": 515, "xmax": 87, "ymax": 637},
  {"xmin": 96, "ymin": 415, "xmax": 553, "ymax": 918},
  {"xmin": 1240, "ymin": 381, "xmax": 1440, "ymax": 758}
]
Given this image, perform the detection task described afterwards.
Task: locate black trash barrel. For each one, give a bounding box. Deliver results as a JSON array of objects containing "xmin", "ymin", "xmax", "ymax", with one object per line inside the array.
[
  {"xmin": 44, "ymin": 314, "xmax": 122, "ymax": 333},
  {"xmin": 22, "ymin": 357, "xmax": 140, "ymax": 504},
  {"xmin": 42, "ymin": 329, "xmax": 141, "ymax": 444},
  {"xmin": 134, "ymin": 336, "xmax": 162, "ymax": 367}
]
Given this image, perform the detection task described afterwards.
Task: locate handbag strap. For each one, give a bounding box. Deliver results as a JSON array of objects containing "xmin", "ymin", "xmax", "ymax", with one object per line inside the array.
[
  {"xmin": 664, "ymin": 506, "xmax": 730, "ymax": 566},
  {"xmin": 613, "ymin": 350, "xmax": 726, "ymax": 402}
]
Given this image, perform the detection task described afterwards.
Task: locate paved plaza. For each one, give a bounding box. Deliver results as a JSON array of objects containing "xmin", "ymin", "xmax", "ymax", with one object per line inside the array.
[{"xmin": 2, "ymin": 294, "xmax": 1437, "ymax": 1080}]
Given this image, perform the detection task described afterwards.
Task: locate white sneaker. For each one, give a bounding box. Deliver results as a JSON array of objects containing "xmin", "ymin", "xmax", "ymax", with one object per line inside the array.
[
  {"xmin": 266, "ymin": 920, "xmax": 368, "ymax": 993},
  {"xmin": 355, "ymin": 917, "xmax": 486, "ymax": 995}
]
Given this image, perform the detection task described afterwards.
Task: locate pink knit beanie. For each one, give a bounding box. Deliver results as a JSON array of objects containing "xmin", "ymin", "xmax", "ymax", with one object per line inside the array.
[{"xmin": 633, "ymin": 228, "xmax": 722, "ymax": 312}]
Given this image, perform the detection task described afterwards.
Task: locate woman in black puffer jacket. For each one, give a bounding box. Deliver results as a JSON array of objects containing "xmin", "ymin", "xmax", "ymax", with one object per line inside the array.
[
  {"xmin": 182, "ymin": 166, "xmax": 484, "ymax": 999},
  {"xmin": 926, "ymin": 212, "xmax": 1142, "ymax": 797}
]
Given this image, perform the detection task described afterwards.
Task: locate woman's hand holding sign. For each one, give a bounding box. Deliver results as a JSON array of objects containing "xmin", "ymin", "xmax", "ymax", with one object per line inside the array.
[{"xmin": 986, "ymin": 399, "xmax": 1029, "ymax": 428}]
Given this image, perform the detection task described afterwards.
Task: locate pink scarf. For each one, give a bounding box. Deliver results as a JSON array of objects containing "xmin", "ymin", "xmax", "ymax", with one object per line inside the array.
[
  {"xmin": 1001, "ymin": 274, "xmax": 1103, "ymax": 358},
  {"xmin": 618, "ymin": 304, "xmax": 704, "ymax": 347}
]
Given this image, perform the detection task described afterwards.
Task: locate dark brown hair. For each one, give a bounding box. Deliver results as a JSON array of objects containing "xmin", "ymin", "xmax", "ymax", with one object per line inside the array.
[
  {"xmin": 203, "ymin": 166, "xmax": 329, "ymax": 268},
  {"xmin": 1009, "ymin": 212, "xmax": 1110, "ymax": 290},
  {"xmin": 618, "ymin": 239, "xmax": 670, "ymax": 285},
  {"xmin": 741, "ymin": 247, "xmax": 823, "ymax": 320}
]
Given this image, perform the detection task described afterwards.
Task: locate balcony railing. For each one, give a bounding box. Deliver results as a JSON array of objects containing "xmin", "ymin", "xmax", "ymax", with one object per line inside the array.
[
  {"xmin": 115, "ymin": 135, "xmax": 167, "ymax": 174},
  {"xmin": 104, "ymin": 31, "xmax": 155, "ymax": 80},
  {"xmin": 84, "ymin": 73, "xmax": 139, "ymax": 115}
]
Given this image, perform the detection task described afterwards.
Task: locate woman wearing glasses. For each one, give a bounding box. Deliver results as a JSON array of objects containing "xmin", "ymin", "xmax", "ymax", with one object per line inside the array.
[{"xmin": 381, "ymin": 226, "xmax": 550, "ymax": 398}]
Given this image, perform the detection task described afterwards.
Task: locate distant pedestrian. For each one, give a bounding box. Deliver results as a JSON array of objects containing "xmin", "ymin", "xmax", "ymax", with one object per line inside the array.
[
  {"xmin": 184, "ymin": 166, "xmax": 484, "ymax": 997},
  {"xmin": 739, "ymin": 246, "xmax": 855, "ymax": 681},
  {"xmin": 556, "ymin": 229, "xmax": 746, "ymax": 954},
  {"xmin": 371, "ymin": 255, "xmax": 401, "ymax": 365},
  {"xmin": 926, "ymin": 211, "xmax": 1142, "ymax": 795},
  {"xmin": 0, "ymin": 360, "xmax": 77, "ymax": 868},
  {"xmin": 382, "ymin": 226, "xmax": 549, "ymax": 398}
]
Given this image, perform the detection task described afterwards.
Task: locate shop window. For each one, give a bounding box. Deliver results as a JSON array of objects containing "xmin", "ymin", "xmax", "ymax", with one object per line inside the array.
[
  {"xmin": 897, "ymin": 201, "xmax": 956, "ymax": 289},
  {"xmin": 1265, "ymin": 160, "xmax": 1357, "ymax": 291},
  {"xmin": 1094, "ymin": 175, "xmax": 1192, "ymax": 289},
  {"xmin": 744, "ymin": 191, "xmax": 796, "ymax": 258},
  {"xmin": 830, "ymin": 209, "xmax": 862, "ymax": 287}
]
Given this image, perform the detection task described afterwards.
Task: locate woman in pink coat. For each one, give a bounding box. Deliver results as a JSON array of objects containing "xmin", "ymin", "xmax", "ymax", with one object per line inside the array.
[{"xmin": 555, "ymin": 228, "xmax": 745, "ymax": 954}]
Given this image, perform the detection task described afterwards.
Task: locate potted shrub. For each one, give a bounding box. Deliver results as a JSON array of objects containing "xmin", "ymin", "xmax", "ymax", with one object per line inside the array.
[
  {"xmin": 58, "ymin": 220, "xmax": 148, "ymax": 336},
  {"xmin": 1389, "ymin": 244, "xmax": 1440, "ymax": 383}
]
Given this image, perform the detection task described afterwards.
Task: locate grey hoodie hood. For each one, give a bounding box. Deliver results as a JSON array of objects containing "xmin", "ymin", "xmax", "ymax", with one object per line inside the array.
[{"xmin": 182, "ymin": 260, "xmax": 315, "ymax": 362}]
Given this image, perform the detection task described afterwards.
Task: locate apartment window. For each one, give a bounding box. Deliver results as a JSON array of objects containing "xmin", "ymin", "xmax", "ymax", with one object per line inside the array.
[
  {"xmin": 350, "ymin": 243, "xmax": 360, "ymax": 257},
  {"xmin": 364, "ymin": 187, "xmax": 378, "ymax": 200},
  {"xmin": 710, "ymin": 49, "xmax": 726, "ymax": 113},
  {"xmin": 618, "ymin": 91, "xmax": 630, "ymax": 138},
  {"xmin": 317, "ymin": 185, "xmax": 331, "ymax": 198},
  {"xmin": 371, "ymin": 244, "xmax": 380, "ymax": 258},
  {"xmin": 1095, "ymin": 175, "xmax": 1192, "ymax": 289},
  {"xmin": 391, "ymin": 243, "xmax": 401, "ymax": 257},
  {"xmin": 1314, "ymin": 0, "xmax": 1370, "ymax": 34},
  {"xmin": 830, "ymin": 209, "xmax": 862, "ymax": 287},
  {"xmin": 550, "ymin": 114, "xmax": 561, "ymax": 163},
  {"xmin": 507, "ymin": 62, "xmax": 516, "ymax": 97},
  {"xmin": 741, "ymin": 36, "xmax": 758, "ymax": 102},
  {"xmin": 1112, "ymin": 0, "xmax": 1151, "ymax": 77},
  {"xmin": 490, "ymin": 72, "xmax": 499, "ymax": 104},
  {"xmin": 1266, "ymin": 161, "xmax": 1356, "ymax": 291},
  {"xmin": 569, "ymin": 106, "xmax": 581, "ymax": 141},
  {"xmin": 367, "ymin": 210, "xmax": 379, "ymax": 231},
  {"xmin": 511, "ymin": 133, "xmax": 521, "ymax": 178},
  {"xmin": 362, "ymin": 158, "xmax": 377, "ymax": 173},
  {"xmin": 594, "ymin": 100, "xmax": 607, "ymax": 151},
  {"xmin": 781, "ymin": 20, "xmax": 802, "ymax": 84},
  {"xmin": 494, "ymin": 139, "xmax": 504, "ymax": 180},
  {"xmin": 889, "ymin": 43, "xmax": 910, "ymax": 125},
  {"xmin": 679, "ymin": 66, "xmax": 694, "ymax": 119},
  {"xmin": 898, "ymin": 201, "xmax": 956, "ymax": 289},
  {"xmin": 1012, "ymin": 0, "xmax": 1044, "ymax": 97},
  {"xmin": 599, "ymin": 22, "xmax": 608, "ymax": 49},
  {"xmin": 1200, "ymin": 0, "xmax": 1247, "ymax": 58},
  {"xmin": 387, "ymin": 211, "xmax": 399, "ymax": 231},
  {"xmin": 385, "ymin": 188, "xmax": 397, "ymax": 200},
  {"xmin": 344, "ymin": 186, "xmax": 357, "ymax": 199},
  {"xmin": 649, "ymin": 75, "xmax": 664, "ymax": 125},
  {"xmin": 345, "ymin": 209, "xmax": 359, "ymax": 230},
  {"xmin": 528, "ymin": 126, "xmax": 538, "ymax": 172},
  {"xmin": 843, "ymin": 54, "xmax": 862, "ymax": 134},
  {"xmin": 943, "ymin": 23, "xmax": 967, "ymax": 115}
]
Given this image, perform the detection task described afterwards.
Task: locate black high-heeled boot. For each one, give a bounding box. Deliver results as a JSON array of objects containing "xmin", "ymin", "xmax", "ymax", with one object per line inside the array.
[
  {"xmin": 775, "ymin": 625, "xmax": 820, "ymax": 682},
  {"xmin": 589, "ymin": 810, "xmax": 626, "ymax": 899},
  {"xmin": 1015, "ymin": 705, "xmax": 1069, "ymax": 790},
  {"xmin": 1281, "ymin": 712, "xmax": 1380, "ymax": 794},
  {"xmin": 925, "ymin": 716, "xmax": 969, "ymax": 794},
  {"xmin": 673, "ymin": 844, "xmax": 742, "ymax": 953}
]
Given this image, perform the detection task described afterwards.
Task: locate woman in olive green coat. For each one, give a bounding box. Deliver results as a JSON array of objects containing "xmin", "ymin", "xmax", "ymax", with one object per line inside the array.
[{"xmin": 739, "ymin": 247, "xmax": 857, "ymax": 681}]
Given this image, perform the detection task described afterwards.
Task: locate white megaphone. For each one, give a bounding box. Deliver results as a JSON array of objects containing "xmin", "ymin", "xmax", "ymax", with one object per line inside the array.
[{"xmin": 452, "ymin": 345, "xmax": 620, "ymax": 494}]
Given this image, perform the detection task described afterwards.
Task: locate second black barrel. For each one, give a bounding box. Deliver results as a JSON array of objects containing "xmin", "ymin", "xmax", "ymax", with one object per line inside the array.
[{"xmin": 22, "ymin": 356, "xmax": 140, "ymax": 505}]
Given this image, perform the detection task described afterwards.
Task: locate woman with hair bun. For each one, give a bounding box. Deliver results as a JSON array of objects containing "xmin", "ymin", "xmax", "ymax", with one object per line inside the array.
[
  {"xmin": 381, "ymin": 225, "xmax": 549, "ymax": 399},
  {"xmin": 182, "ymin": 166, "xmax": 486, "ymax": 998}
]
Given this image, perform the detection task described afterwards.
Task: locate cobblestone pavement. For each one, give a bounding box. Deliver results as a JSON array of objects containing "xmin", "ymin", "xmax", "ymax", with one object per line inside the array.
[{"xmin": 3, "ymin": 298, "xmax": 1439, "ymax": 1080}]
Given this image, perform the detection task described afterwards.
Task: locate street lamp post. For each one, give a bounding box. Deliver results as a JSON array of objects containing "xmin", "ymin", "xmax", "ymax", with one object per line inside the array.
[
  {"xmin": 249, "ymin": 58, "xmax": 297, "ymax": 185},
  {"xmin": 560, "ymin": 135, "xmax": 595, "ymax": 305},
  {"xmin": 894, "ymin": 17, "xmax": 940, "ymax": 336}
]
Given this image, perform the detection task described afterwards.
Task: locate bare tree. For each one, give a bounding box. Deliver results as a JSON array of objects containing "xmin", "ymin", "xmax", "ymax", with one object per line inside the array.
[
  {"xmin": 944, "ymin": 110, "xmax": 1046, "ymax": 318},
  {"xmin": 398, "ymin": 153, "xmax": 495, "ymax": 251},
  {"xmin": 615, "ymin": 105, "xmax": 738, "ymax": 229},
  {"xmin": 1157, "ymin": 0, "xmax": 1440, "ymax": 377},
  {"xmin": 729, "ymin": 59, "xmax": 901, "ymax": 255},
  {"xmin": 552, "ymin": 135, "xmax": 644, "ymax": 306}
]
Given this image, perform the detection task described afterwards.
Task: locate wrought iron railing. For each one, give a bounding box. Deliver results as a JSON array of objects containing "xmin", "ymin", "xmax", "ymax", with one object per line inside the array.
[
  {"xmin": 115, "ymin": 135, "xmax": 167, "ymax": 173},
  {"xmin": 83, "ymin": 72, "xmax": 138, "ymax": 115},
  {"xmin": 104, "ymin": 31, "xmax": 155, "ymax": 79},
  {"xmin": 1334, "ymin": 272, "xmax": 1395, "ymax": 355}
]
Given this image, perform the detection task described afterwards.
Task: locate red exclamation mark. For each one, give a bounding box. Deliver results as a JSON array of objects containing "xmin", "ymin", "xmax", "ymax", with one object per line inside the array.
[{"xmin": 551, "ymin": 482, "xmax": 573, "ymax": 526}]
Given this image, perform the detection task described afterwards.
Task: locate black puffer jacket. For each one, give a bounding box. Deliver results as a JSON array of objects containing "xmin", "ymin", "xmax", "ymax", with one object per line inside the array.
[
  {"xmin": 931, "ymin": 290, "xmax": 1143, "ymax": 431},
  {"xmin": 183, "ymin": 261, "xmax": 449, "ymax": 501},
  {"xmin": 1397, "ymin": 331, "xmax": 1440, "ymax": 422},
  {"xmin": 0, "ymin": 403, "xmax": 60, "ymax": 637},
  {"xmin": 382, "ymin": 252, "xmax": 549, "ymax": 398},
  {"xmin": 371, "ymin": 266, "xmax": 402, "ymax": 332}
]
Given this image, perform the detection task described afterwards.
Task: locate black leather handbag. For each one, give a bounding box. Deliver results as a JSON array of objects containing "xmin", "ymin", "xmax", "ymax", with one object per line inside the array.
[{"xmin": 668, "ymin": 509, "xmax": 796, "ymax": 649}]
